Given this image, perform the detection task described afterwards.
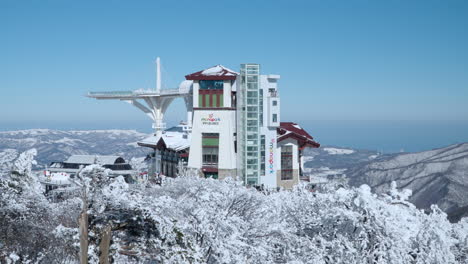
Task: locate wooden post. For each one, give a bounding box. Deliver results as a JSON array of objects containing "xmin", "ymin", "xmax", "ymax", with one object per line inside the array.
[{"xmin": 99, "ymin": 225, "xmax": 112, "ymax": 264}]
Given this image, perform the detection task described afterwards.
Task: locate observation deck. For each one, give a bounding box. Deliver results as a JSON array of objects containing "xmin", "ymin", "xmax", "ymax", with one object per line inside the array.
[{"xmin": 86, "ymin": 57, "xmax": 193, "ymax": 134}]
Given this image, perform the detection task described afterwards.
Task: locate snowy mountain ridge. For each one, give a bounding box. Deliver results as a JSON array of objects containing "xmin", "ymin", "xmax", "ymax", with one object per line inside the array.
[
  {"xmin": 2, "ymin": 129, "xmax": 467, "ymax": 222},
  {"xmin": 347, "ymin": 143, "xmax": 468, "ymax": 222},
  {"xmin": 0, "ymin": 129, "xmax": 149, "ymax": 167}
]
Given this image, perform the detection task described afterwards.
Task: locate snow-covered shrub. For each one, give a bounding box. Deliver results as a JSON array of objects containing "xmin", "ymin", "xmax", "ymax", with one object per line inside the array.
[
  {"xmin": 0, "ymin": 149, "xmax": 81, "ymax": 263},
  {"xmin": 97, "ymin": 177, "xmax": 468, "ymax": 263},
  {"xmin": 1, "ymin": 150, "xmax": 468, "ymax": 263}
]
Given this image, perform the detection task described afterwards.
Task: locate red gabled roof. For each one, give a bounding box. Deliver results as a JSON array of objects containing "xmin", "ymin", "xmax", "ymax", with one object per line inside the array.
[
  {"xmin": 185, "ymin": 65, "xmax": 238, "ymax": 80},
  {"xmin": 277, "ymin": 122, "xmax": 320, "ymax": 149}
]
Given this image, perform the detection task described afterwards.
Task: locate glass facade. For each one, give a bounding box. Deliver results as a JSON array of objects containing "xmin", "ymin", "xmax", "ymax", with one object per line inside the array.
[
  {"xmin": 259, "ymin": 89, "xmax": 264, "ymax": 126},
  {"xmin": 238, "ymin": 64, "xmax": 261, "ymax": 185}
]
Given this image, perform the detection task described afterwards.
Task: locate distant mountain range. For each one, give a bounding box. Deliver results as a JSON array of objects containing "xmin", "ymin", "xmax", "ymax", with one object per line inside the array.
[
  {"xmin": 347, "ymin": 143, "xmax": 468, "ymax": 222},
  {"xmin": 0, "ymin": 129, "xmax": 149, "ymax": 167},
  {"xmin": 1, "ymin": 129, "xmax": 467, "ymax": 221},
  {"xmin": 303, "ymin": 143, "xmax": 468, "ymax": 222}
]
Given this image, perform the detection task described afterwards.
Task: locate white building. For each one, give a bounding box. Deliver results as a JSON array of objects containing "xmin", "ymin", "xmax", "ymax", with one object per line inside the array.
[{"xmin": 88, "ymin": 60, "xmax": 320, "ymax": 189}]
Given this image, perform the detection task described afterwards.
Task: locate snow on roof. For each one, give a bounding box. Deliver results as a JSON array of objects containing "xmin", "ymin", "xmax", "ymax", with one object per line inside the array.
[
  {"xmin": 277, "ymin": 122, "xmax": 320, "ymax": 149},
  {"xmin": 65, "ymin": 155, "xmax": 125, "ymax": 165},
  {"xmin": 202, "ymin": 65, "xmax": 238, "ymax": 76},
  {"xmin": 185, "ymin": 65, "xmax": 238, "ymax": 80},
  {"xmin": 138, "ymin": 129, "xmax": 190, "ymax": 152}
]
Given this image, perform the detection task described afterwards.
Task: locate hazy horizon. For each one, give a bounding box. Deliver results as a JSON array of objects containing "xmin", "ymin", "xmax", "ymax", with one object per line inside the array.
[
  {"xmin": 2, "ymin": 119, "xmax": 467, "ymax": 154},
  {"xmin": 2, "ymin": 1, "xmax": 468, "ymax": 154}
]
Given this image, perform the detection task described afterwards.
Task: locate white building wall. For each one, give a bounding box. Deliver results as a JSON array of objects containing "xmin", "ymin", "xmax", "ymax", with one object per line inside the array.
[
  {"xmin": 260, "ymin": 128, "xmax": 277, "ymax": 188},
  {"xmin": 276, "ymin": 138, "xmax": 300, "ymax": 170},
  {"xmin": 258, "ymin": 75, "xmax": 281, "ymax": 189},
  {"xmin": 188, "ymin": 110, "xmax": 237, "ymax": 170},
  {"xmin": 223, "ymin": 80, "xmax": 232, "ymax": 107},
  {"xmin": 193, "ymin": 81, "xmax": 199, "ymax": 108},
  {"xmin": 268, "ymin": 97, "xmax": 280, "ymax": 127}
]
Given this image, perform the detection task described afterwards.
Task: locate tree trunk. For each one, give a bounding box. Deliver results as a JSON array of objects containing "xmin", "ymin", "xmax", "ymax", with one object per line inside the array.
[
  {"xmin": 79, "ymin": 210, "xmax": 88, "ymax": 264},
  {"xmin": 99, "ymin": 225, "xmax": 112, "ymax": 264}
]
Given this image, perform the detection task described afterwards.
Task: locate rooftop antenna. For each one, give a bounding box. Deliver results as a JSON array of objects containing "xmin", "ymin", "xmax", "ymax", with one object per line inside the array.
[{"xmin": 156, "ymin": 57, "xmax": 161, "ymax": 92}]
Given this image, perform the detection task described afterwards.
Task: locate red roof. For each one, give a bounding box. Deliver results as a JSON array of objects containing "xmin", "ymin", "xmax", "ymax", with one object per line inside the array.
[
  {"xmin": 185, "ymin": 65, "xmax": 238, "ymax": 81},
  {"xmin": 277, "ymin": 122, "xmax": 320, "ymax": 149}
]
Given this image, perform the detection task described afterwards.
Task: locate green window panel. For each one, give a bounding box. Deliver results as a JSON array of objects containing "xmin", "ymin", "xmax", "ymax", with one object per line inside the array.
[
  {"xmin": 219, "ymin": 94, "xmax": 223, "ymax": 107},
  {"xmin": 202, "ymin": 137, "xmax": 219, "ymax": 146}
]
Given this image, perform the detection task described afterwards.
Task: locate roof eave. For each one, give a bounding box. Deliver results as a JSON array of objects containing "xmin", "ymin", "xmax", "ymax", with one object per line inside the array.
[
  {"xmin": 278, "ymin": 133, "xmax": 320, "ymax": 149},
  {"xmin": 185, "ymin": 75, "xmax": 237, "ymax": 81}
]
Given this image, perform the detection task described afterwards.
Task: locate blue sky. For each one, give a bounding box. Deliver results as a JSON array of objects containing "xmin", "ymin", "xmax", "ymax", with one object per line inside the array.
[{"xmin": 1, "ymin": 0, "xmax": 468, "ymax": 150}]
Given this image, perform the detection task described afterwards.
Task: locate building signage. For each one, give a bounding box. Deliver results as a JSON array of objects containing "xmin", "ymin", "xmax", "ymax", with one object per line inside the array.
[
  {"xmin": 269, "ymin": 139, "xmax": 275, "ymax": 173},
  {"xmin": 201, "ymin": 113, "xmax": 221, "ymax": 125}
]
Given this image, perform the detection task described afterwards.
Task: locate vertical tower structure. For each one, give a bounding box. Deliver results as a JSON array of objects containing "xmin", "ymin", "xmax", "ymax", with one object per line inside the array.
[
  {"xmin": 237, "ymin": 64, "xmax": 281, "ymax": 188},
  {"xmin": 86, "ymin": 57, "xmax": 192, "ymax": 136},
  {"xmin": 185, "ymin": 65, "xmax": 238, "ymax": 179},
  {"xmin": 237, "ymin": 64, "xmax": 261, "ymax": 185}
]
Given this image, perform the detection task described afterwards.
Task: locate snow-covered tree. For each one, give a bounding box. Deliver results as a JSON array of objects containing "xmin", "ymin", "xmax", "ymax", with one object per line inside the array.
[
  {"xmin": 0, "ymin": 149, "xmax": 80, "ymax": 263},
  {"xmin": 1, "ymin": 150, "xmax": 468, "ymax": 263}
]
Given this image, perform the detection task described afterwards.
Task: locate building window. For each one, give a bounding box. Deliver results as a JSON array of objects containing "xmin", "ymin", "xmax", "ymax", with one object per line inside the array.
[
  {"xmin": 202, "ymin": 147, "xmax": 218, "ymax": 166},
  {"xmin": 272, "ymin": 114, "xmax": 277, "ymax": 123},
  {"xmin": 199, "ymin": 90, "xmax": 224, "ymax": 108},
  {"xmin": 202, "ymin": 133, "xmax": 219, "ymax": 166},
  {"xmin": 259, "ymin": 89, "xmax": 263, "ymax": 126},
  {"xmin": 268, "ymin": 88, "xmax": 277, "ymax": 97},
  {"xmin": 199, "ymin": 80, "xmax": 224, "ymax": 89},
  {"xmin": 272, "ymin": 100, "xmax": 277, "ymax": 106},
  {"xmin": 198, "ymin": 80, "xmax": 224, "ymax": 108},
  {"xmin": 281, "ymin": 145, "xmax": 293, "ymax": 180}
]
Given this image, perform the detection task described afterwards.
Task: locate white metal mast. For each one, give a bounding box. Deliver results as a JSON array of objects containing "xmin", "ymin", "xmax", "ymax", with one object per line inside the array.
[{"xmin": 156, "ymin": 57, "xmax": 161, "ymax": 92}]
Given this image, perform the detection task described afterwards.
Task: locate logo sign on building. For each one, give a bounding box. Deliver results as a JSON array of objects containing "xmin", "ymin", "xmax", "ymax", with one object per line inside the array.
[
  {"xmin": 269, "ymin": 139, "xmax": 275, "ymax": 174},
  {"xmin": 201, "ymin": 113, "xmax": 221, "ymax": 125}
]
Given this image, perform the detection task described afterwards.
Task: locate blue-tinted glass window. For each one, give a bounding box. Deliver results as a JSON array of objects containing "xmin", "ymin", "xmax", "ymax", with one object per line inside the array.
[{"xmin": 199, "ymin": 80, "xmax": 224, "ymax": 89}]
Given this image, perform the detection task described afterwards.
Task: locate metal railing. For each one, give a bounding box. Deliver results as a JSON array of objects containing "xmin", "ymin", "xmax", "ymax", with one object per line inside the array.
[{"xmin": 88, "ymin": 88, "xmax": 190, "ymax": 98}]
